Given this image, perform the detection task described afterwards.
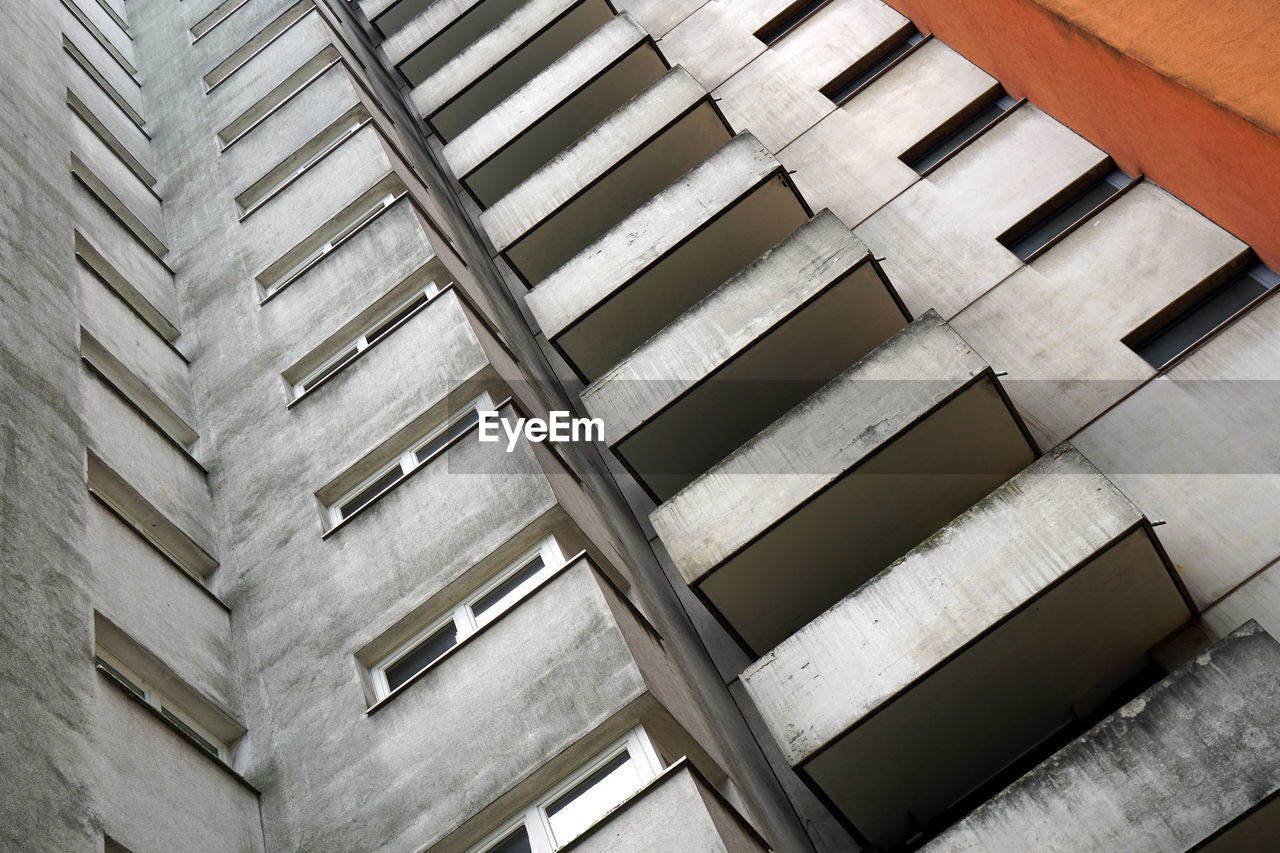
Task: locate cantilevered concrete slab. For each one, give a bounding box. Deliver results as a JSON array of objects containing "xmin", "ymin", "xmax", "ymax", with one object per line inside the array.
[
  {"xmin": 740, "ymin": 446, "xmax": 1193, "ymax": 847},
  {"xmin": 650, "ymin": 312, "xmax": 1038, "ymax": 655},
  {"xmin": 925, "ymin": 621, "xmax": 1280, "ymax": 853},
  {"xmin": 480, "ymin": 66, "xmax": 733, "ymax": 285},
  {"xmin": 581, "ymin": 211, "xmax": 909, "ymax": 501},
  {"xmin": 444, "ymin": 13, "xmax": 668, "ymax": 207},
  {"xmin": 526, "ymin": 132, "xmax": 810, "ymax": 380},
  {"xmin": 409, "ymin": 0, "xmax": 617, "ymax": 140},
  {"xmin": 371, "ymin": 0, "xmax": 521, "ymax": 50}
]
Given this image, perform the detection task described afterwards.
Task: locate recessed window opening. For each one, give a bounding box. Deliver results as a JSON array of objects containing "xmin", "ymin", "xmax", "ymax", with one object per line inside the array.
[
  {"xmin": 238, "ymin": 107, "xmax": 372, "ymax": 218},
  {"xmin": 821, "ymin": 29, "xmax": 924, "ymax": 105},
  {"xmin": 328, "ymin": 393, "xmax": 494, "ymax": 525},
  {"xmin": 95, "ymin": 648, "xmax": 231, "ymax": 761},
  {"xmin": 905, "ymin": 94, "xmax": 1018, "ymax": 175},
  {"xmin": 755, "ymin": 0, "xmax": 832, "ymax": 47},
  {"xmin": 470, "ymin": 727, "xmax": 666, "ymax": 852},
  {"xmin": 372, "ymin": 536, "xmax": 566, "ymax": 699},
  {"xmin": 191, "ymin": 0, "xmax": 253, "ymax": 43},
  {"xmin": 1001, "ymin": 168, "xmax": 1134, "ymax": 261},
  {"xmin": 1131, "ymin": 262, "xmax": 1280, "ymax": 369},
  {"xmin": 295, "ymin": 281, "xmax": 442, "ymax": 396},
  {"xmin": 262, "ymin": 189, "xmax": 405, "ymax": 298}
]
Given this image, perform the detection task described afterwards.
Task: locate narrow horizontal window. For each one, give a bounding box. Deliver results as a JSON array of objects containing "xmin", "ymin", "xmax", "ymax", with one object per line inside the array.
[
  {"xmin": 260, "ymin": 188, "xmax": 405, "ymax": 299},
  {"xmin": 470, "ymin": 727, "xmax": 666, "ymax": 852},
  {"xmin": 905, "ymin": 94, "xmax": 1018, "ymax": 175},
  {"xmin": 1002, "ymin": 168, "xmax": 1135, "ymax": 261},
  {"xmin": 95, "ymin": 648, "xmax": 233, "ymax": 762},
  {"xmin": 755, "ymin": 0, "xmax": 831, "ymax": 47},
  {"xmin": 384, "ymin": 622, "xmax": 458, "ymax": 693},
  {"xmin": 1131, "ymin": 262, "xmax": 1280, "ymax": 369},
  {"xmin": 821, "ymin": 30, "xmax": 924, "ymax": 105},
  {"xmin": 327, "ymin": 393, "xmax": 494, "ymax": 526},
  {"xmin": 371, "ymin": 536, "xmax": 565, "ymax": 699},
  {"xmin": 191, "ymin": 0, "xmax": 253, "ymax": 42},
  {"xmin": 294, "ymin": 281, "xmax": 440, "ymax": 397}
]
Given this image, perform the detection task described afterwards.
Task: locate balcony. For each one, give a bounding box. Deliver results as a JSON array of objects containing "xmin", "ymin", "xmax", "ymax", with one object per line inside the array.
[
  {"xmin": 581, "ymin": 210, "xmax": 908, "ymax": 501},
  {"xmin": 478, "ymin": 66, "xmax": 732, "ymax": 286},
  {"xmin": 740, "ymin": 446, "xmax": 1194, "ymax": 849},
  {"xmin": 925, "ymin": 622, "xmax": 1280, "ymax": 852},
  {"xmin": 526, "ymin": 132, "xmax": 811, "ymax": 381},
  {"xmin": 443, "ymin": 13, "xmax": 669, "ymax": 208},
  {"xmin": 650, "ymin": 312, "xmax": 1038, "ymax": 655},
  {"xmin": 407, "ymin": 0, "xmax": 617, "ymax": 140}
]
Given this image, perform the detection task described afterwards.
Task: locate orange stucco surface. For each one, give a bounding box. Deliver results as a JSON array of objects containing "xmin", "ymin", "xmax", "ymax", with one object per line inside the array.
[{"xmin": 886, "ymin": 0, "xmax": 1280, "ymax": 266}]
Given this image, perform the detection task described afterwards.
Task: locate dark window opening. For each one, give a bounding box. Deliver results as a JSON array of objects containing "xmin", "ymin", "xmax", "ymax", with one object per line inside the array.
[
  {"xmin": 340, "ymin": 466, "xmax": 404, "ymax": 519},
  {"xmin": 905, "ymin": 94, "xmax": 1018, "ymax": 175},
  {"xmin": 1132, "ymin": 262, "xmax": 1280, "ymax": 369},
  {"xmin": 415, "ymin": 408, "xmax": 481, "ymax": 464},
  {"xmin": 821, "ymin": 30, "xmax": 925, "ymax": 105},
  {"xmin": 1002, "ymin": 168, "xmax": 1134, "ymax": 261},
  {"xmin": 385, "ymin": 623, "xmax": 459, "ymax": 692},
  {"xmin": 755, "ymin": 0, "xmax": 831, "ymax": 47}
]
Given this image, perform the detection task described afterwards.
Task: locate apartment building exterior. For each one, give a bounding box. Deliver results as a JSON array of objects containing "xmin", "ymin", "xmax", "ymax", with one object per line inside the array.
[{"xmin": 1, "ymin": 0, "xmax": 1278, "ymax": 850}]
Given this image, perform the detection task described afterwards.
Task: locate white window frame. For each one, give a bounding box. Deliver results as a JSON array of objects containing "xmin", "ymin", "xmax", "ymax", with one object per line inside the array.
[
  {"xmin": 327, "ymin": 391, "xmax": 494, "ymax": 526},
  {"xmin": 95, "ymin": 647, "xmax": 231, "ymax": 762},
  {"xmin": 469, "ymin": 727, "xmax": 667, "ymax": 853},
  {"xmin": 371, "ymin": 535, "xmax": 566, "ymax": 699},
  {"xmin": 294, "ymin": 280, "xmax": 442, "ymax": 396}
]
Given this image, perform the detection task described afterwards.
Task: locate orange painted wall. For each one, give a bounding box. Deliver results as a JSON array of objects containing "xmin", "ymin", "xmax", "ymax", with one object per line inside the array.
[{"xmin": 885, "ymin": 0, "xmax": 1280, "ymax": 267}]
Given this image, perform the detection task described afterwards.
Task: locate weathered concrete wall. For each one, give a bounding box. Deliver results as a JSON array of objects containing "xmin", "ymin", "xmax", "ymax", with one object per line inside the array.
[{"xmin": 925, "ymin": 622, "xmax": 1280, "ymax": 852}]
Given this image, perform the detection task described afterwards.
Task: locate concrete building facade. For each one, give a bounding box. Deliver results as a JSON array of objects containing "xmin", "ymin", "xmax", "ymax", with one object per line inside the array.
[{"xmin": 1, "ymin": 0, "xmax": 1278, "ymax": 851}]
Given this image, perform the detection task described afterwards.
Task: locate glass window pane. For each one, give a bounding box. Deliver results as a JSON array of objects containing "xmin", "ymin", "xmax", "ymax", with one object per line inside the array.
[
  {"xmin": 546, "ymin": 751, "xmax": 643, "ymax": 846},
  {"xmin": 471, "ymin": 555, "xmax": 547, "ymax": 625},
  {"xmin": 302, "ymin": 346, "xmax": 359, "ymax": 391},
  {"xmin": 96, "ymin": 657, "xmax": 146, "ymax": 701},
  {"xmin": 824, "ymin": 31, "xmax": 923, "ymax": 104},
  {"xmin": 161, "ymin": 708, "xmax": 221, "ymax": 758},
  {"xmin": 415, "ymin": 408, "xmax": 482, "ymax": 464},
  {"xmin": 484, "ymin": 827, "xmax": 533, "ymax": 853},
  {"xmin": 339, "ymin": 465, "xmax": 405, "ymax": 519},
  {"xmin": 1007, "ymin": 170, "xmax": 1130, "ymax": 261},
  {"xmin": 1136, "ymin": 268, "xmax": 1273, "ymax": 368},
  {"xmin": 909, "ymin": 96, "xmax": 1016, "ymax": 174},
  {"xmin": 385, "ymin": 622, "xmax": 458, "ymax": 692},
  {"xmin": 366, "ymin": 293, "xmax": 428, "ymax": 344}
]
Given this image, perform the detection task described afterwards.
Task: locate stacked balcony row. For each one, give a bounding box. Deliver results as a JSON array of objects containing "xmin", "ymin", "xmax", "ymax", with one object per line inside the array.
[{"xmin": 366, "ymin": 0, "xmax": 1280, "ymax": 849}]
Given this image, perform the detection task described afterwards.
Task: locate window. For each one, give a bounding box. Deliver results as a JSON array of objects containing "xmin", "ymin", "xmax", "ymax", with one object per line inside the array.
[
  {"xmin": 1131, "ymin": 262, "xmax": 1280, "ymax": 369},
  {"xmin": 755, "ymin": 0, "xmax": 831, "ymax": 46},
  {"xmin": 263, "ymin": 189, "xmax": 404, "ymax": 297},
  {"xmin": 471, "ymin": 728, "xmax": 666, "ymax": 853},
  {"xmin": 372, "ymin": 536, "xmax": 565, "ymax": 698},
  {"xmin": 1001, "ymin": 168, "xmax": 1135, "ymax": 261},
  {"xmin": 821, "ymin": 30, "xmax": 925, "ymax": 105},
  {"xmin": 904, "ymin": 94, "xmax": 1018, "ymax": 175},
  {"xmin": 95, "ymin": 648, "xmax": 231, "ymax": 761},
  {"xmin": 295, "ymin": 281, "xmax": 442, "ymax": 396},
  {"xmin": 328, "ymin": 393, "xmax": 493, "ymax": 525}
]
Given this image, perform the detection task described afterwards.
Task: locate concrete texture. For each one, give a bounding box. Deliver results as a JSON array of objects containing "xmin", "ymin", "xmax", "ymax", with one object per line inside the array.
[
  {"xmin": 779, "ymin": 37, "xmax": 997, "ymax": 227},
  {"xmin": 7, "ymin": 0, "xmax": 1280, "ymax": 851},
  {"xmin": 924, "ymin": 621, "xmax": 1280, "ymax": 852},
  {"xmin": 526, "ymin": 131, "xmax": 810, "ymax": 378},
  {"xmin": 580, "ymin": 210, "xmax": 907, "ymax": 499},
  {"xmin": 739, "ymin": 446, "xmax": 1192, "ymax": 845},
  {"xmin": 711, "ymin": 0, "xmax": 908, "ymax": 152},
  {"xmin": 443, "ymin": 12, "xmax": 649, "ymax": 181},
  {"xmin": 857, "ymin": 104, "xmax": 1108, "ymax": 319}
]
